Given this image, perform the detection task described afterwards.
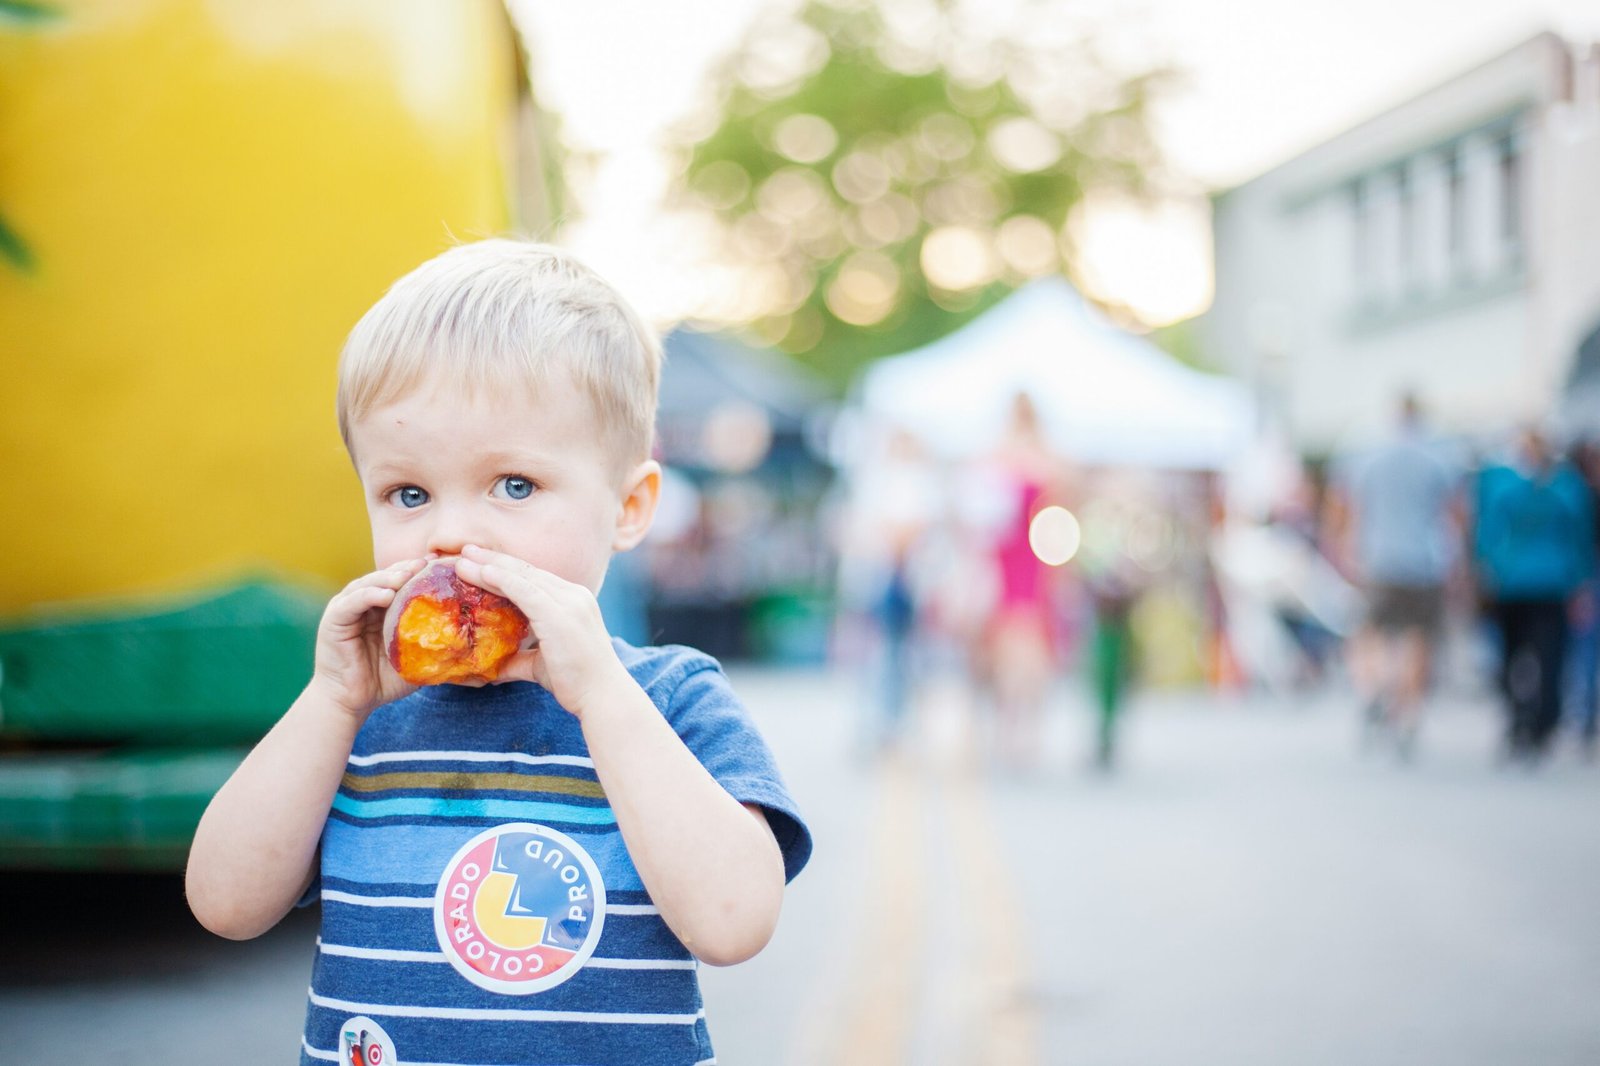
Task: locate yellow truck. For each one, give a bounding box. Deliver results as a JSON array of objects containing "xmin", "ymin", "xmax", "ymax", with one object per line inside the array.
[{"xmin": 0, "ymin": 0, "xmax": 559, "ymax": 868}]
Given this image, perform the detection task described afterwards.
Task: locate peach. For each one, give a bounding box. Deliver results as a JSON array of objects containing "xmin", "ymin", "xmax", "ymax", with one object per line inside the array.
[{"xmin": 383, "ymin": 558, "xmax": 531, "ymax": 685}]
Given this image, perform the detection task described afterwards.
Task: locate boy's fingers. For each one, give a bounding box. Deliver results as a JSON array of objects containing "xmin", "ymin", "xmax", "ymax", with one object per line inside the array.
[
  {"xmin": 494, "ymin": 648, "xmax": 542, "ymax": 684},
  {"xmin": 340, "ymin": 560, "xmax": 425, "ymax": 596},
  {"xmin": 455, "ymin": 556, "xmax": 560, "ymax": 607},
  {"xmin": 460, "ymin": 545, "xmax": 561, "ymax": 587},
  {"xmin": 381, "ymin": 558, "xmax": 430, "ymax": 583},
  {"xmin": 327, "ymin": 585, "xmax": 397, "ymax": 627},
  {"xmin": 459, "ymin": 545, "xmax": 522, "ymax": 581}
]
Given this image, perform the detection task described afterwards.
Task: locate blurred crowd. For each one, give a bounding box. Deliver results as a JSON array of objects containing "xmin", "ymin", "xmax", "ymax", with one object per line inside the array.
[
  {"xmin": 1321, "ymin": 399, "xmax": 1597, "ymax": 766},
  {"xmin": 834, "ymin": 391, "xmax": 1206, "ymax": 769},
  {"xmin": 832, "ymin": 388, "xmax": 1600, "ymax": 771}
]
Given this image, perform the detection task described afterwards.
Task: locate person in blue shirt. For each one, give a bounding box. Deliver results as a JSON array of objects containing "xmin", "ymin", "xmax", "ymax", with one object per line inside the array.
[
  {"xmin": 186, "ymin": 239, "xmax": 812, "ymax": 1065},
  {"xmin": 1473, "ymin": 426, "xmax": 1596, "ymax": 762}
]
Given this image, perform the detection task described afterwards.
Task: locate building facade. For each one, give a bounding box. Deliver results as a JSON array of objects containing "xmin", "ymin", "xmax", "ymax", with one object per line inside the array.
[{"xmin": 1202, "ymin": 32, "xmax": 1600, "ymax": 453}]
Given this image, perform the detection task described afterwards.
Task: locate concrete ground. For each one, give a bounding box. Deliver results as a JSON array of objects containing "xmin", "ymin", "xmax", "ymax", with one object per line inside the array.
[
  {"xmin": 703, "ymin": 667, "xmax": 1600, "ymax": 1066},
  {"xmin": 2, "ymin": 667, "xmax": 1597, "ymax": 1065}
]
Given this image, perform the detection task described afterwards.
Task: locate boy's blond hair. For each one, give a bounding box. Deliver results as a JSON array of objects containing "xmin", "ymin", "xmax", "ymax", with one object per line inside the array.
[{"xmin": 337, "ymin": 239, "xmax": 661, "ymax": 472}]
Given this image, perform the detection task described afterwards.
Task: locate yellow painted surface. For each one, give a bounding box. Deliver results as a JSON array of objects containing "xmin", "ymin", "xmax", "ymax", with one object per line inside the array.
[{"xmin": 0, "ymin": 0, "xmax": 520, "ymax": 613}]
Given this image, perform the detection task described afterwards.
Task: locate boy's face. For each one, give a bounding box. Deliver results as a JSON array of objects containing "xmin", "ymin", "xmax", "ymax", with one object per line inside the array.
[{"xmin": 347, "ymin": 369, "xmax": 656, "ymax": 593}]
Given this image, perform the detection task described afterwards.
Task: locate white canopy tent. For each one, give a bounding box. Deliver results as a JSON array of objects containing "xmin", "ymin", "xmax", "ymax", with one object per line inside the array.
[{"xmin": 857, "ymin": 277, "xmax": 1255, "ymax": 470}]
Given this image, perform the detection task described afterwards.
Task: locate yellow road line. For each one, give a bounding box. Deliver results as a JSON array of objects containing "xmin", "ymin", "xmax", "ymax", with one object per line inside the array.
[
  {"xmin": 795, "ymin": 677, "xmax": 1039, "ymax": 1065},
  {"xmin": 800, "ymin": 749, "xmax": 927, "ymax": 1066},
  {"xmin": 942, "ymin": 759, "xmax": 1038, "ymax": 1065},
  {"xmin": 840, "ymin": 751, "xmax": 927, "ymax": 1065}
]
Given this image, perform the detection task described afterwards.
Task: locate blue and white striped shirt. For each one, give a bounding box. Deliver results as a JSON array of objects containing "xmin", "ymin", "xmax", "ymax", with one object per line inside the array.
[{"xmin": 298, "ymin": 641, "xmax": 811, "ymax": 1066}]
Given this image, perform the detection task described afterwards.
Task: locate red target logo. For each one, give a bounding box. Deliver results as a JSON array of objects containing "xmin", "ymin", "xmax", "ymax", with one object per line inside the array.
[{"xmin": 338, "ymin": 1016, "xmax": 395, "ymax": 1066}]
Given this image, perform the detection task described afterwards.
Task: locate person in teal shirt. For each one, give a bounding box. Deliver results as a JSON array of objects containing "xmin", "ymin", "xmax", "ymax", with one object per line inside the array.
[{"xmin": 1473, "ymin": 427, "xmax": 1596, "ymax": 761}]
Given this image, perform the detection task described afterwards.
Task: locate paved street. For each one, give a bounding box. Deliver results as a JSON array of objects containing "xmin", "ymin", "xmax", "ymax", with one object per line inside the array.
[
  {"xmin": 706, "ymin": 667, "xmax": 1600, "ymax": 1066},
  {"xmin": 3, "ymin": 667, "xmax": 1598, "ymax": 1064}
]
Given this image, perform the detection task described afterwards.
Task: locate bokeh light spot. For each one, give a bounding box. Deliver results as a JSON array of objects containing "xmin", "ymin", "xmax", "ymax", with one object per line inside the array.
[
  {"xmin": 772, "ymin": 113, "xmax": 838, "ymax": 164},
  {"xmin": 825, "ymin": 250, "xmax": 901, "ymax": 326},
  {"xmin": 996, "ymin": 214, "xmax": 1058, "ymax": 276},
  {"xmin": 1029, "ymin": 505, "xmax": 1081, "ymax": 567},
  {"xmin": 987, "ymin": 116, "xmax": 1062, "ymax": 172},
  {"xmin": 921, "ymin": 225, "xmax": 997, "ymax": 291},
  {"xmin": 831, "ymin": 150, "xmax": 893, "ymax": 204},
  {"xmin": 701, "ymin": 400, "xmax": 773, "ymax": 474}
]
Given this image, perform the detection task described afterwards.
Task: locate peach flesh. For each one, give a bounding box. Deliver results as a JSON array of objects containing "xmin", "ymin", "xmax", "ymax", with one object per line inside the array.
[{"xmin": 383, "ymin": 558, "xmax": 531, "ymax": 685}]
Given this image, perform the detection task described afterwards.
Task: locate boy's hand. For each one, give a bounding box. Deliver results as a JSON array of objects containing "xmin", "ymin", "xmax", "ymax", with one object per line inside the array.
[
  {"xmin": 311, "ymin": 559, "xmax": 430, "ymax": 720},
  {"xmin": 454, "ymin": 544, "xmax": 628, "ymax": 719}
]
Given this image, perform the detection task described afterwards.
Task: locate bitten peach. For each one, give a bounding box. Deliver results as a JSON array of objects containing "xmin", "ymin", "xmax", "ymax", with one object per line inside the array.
[{"xmin": 383, "ymin": 558, "xmax": 531, "ymax": 685}]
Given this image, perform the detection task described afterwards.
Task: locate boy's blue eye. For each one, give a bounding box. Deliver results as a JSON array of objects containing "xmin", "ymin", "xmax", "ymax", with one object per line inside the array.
[
  {"xmin": 498, "ymin": 476, "xmax": 535, "ymax": 501},
  {"xmin": 393, "ymin": 486, "xmax": 428, "ymax": 509}
]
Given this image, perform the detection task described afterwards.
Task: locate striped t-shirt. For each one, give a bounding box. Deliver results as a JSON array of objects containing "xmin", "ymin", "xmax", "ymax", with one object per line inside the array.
[{"xmin": 298, "ymin": 641, "xmax": 812, "ymax": 1066}]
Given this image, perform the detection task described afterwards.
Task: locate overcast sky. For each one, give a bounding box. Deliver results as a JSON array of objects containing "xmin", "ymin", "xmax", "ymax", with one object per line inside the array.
[{"xmin": 510, "ymin": 0, "xmax": 1600, "ymax": 326}]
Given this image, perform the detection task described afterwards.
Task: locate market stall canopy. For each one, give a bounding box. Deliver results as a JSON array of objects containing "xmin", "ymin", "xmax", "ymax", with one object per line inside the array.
[
  {"xmin": 658, "ymin": 327, "xmax": 833, "ymax": 473},
  {"xmin": 858, "ymin": 278, "xmax": 1254, "ymax": 469},
  {"xmin": 660, "ymin": 328, "xmax": 830, "ymax": 432}
]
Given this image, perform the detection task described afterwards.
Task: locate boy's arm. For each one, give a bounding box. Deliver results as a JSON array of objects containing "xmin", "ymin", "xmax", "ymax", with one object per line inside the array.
[
  {"xmin": 186, "ymin": 559, "xmax": 427, "ymax": 940},
  {"xmin": 456, "ymin": 546, "xmax": 786, "ymax": 967},
  {"xmin": 184, "ymin": 681, "xmax": 365, "ymax": 939},
  {"xmin": 580, "ymin": 675, "xmax": 785, "ymax": 966}
]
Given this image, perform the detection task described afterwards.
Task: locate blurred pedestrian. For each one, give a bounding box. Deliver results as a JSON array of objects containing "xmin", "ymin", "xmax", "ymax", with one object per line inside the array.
[
  {"xmin": 1085, "ymin": 564, "xmax": 1140, "ymax": 769},
  {"xmin": 1215, "ymin": 425, "xmax": 1360, "ymax": 693},
  {"xmin": 1473, "ymin": 426, "xmax": 1596, "ymax": 763},
  {"xmin": 836, "ymin": 426, "xmax": 940, "ymax": 752},
  {"xmin": 973, "ymin": 392, "xmax": 1074, "ymax": 769},
  {"xmin": 1326, "ymin": 394, "xmax": 1464, "ymax": 758},
  {"xmin": 1564, "ymin": 438, "xmax": 1600, "ymax": 756}
]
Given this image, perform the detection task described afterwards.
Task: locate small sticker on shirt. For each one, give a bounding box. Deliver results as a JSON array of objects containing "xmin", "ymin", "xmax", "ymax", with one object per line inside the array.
[
  {"xmin": 338, "ymin": 1016, "xmax": 396, "ymax": 1066},
  {"xmin": 434, "ymin": 822, "xmax": 608, "ymax": 995}
]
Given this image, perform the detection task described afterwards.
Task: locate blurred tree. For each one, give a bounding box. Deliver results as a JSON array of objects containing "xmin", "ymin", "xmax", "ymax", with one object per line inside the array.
[
  {"xmin": 1151, "ymin": 318, "xmax": 1211, "ymax": 372},
  {"xmin": 672, "ymin": 0, "xmax": 1170, "ymax": 387}
]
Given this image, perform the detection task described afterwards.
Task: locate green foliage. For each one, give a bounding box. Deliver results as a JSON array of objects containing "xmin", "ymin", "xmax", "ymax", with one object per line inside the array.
[
  {"xmin": 0, "ymin": 214, "xmax": 34, "ymax": 273},
  {"xmin": 0, "ymin": 0, "xmax": 61, "ymax": 25},
  {"xmin": 673, "ymin": 0, "xmax": 1168, "ymax": 386},
  {"xmin": 1150, "ymin": 317, "xmax": 1212, "ymax": 372},
  {"xmin": 0, "ymin": 0, "xmax": 62, "ymax": 272}
]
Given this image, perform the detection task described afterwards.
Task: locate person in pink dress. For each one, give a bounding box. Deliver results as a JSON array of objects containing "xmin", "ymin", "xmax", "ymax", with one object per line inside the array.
[{"xmin": 976, "ymin": 392, "xmax": 1075, "ymax": 767}]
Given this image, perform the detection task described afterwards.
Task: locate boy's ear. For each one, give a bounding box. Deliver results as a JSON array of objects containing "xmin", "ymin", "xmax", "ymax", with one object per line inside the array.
[{"xmin": 613, "ymin": 459, "xmax": 661, "ymax": 552}]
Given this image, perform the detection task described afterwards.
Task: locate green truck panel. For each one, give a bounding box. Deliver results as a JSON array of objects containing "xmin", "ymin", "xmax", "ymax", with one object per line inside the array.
[
  {"xmin": 0, "ymin": 581, "xmax": 323, "ymax": 869},
  {"xmin": 0, "ymin": 582, "xmax": 323, "ymax": 744},
  {"xmin": 0, "ymin": 747, "xmax": 248, "ymax": 870}
]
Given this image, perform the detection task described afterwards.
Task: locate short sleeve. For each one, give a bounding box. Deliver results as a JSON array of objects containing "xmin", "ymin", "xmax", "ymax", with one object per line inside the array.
[
  {"xmin": 663, "ymin": 662, "xmax": 813, "ymax": 884},
  {"xmin": 295, "ymin": 869, "xmax": 320, "ymax": 909}
]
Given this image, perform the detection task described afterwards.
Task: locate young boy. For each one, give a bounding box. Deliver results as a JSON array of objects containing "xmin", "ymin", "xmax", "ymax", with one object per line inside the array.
[{"xmin": 186, "ymin": 239, "xmax": 812, "ymax": 1066}]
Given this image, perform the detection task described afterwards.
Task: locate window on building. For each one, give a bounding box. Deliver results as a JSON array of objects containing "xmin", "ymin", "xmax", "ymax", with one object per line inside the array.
[
  {"xmin": 1443, "ymin": 145, "xmax": 1464, "ymax": 276},
  {"xmin": 1351, "ymin": 178, "xmax": 1369, "ymax": 279},
  {"xmin": 1497, "ymin": 133, "xmax": 1522, "ymax": 254},
  {"xmin": 1395, "ymin": 165, "xmax": 1415, "ymax": 292}
]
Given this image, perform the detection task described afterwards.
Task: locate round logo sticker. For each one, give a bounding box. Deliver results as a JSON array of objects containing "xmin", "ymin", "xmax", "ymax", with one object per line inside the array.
[
  {"xmin": 433, "ymin": 822, "xmax": 607, "ymax": 995},
  {"xmin": 338, "ymin": 1016, "xmax": 396, "ymax": 1066}
]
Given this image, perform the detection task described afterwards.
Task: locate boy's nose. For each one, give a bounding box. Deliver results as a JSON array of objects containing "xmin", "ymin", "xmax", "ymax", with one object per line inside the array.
[{"xmin": 425, "ymin": 507, "xmax": 486, "ymax": 559}]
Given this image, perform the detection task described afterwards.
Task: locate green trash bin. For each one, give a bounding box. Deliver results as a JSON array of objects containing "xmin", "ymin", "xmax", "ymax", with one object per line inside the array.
[{"xmin": 747, "ymin": 589, "xmax": 833, "ymax": 665}]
